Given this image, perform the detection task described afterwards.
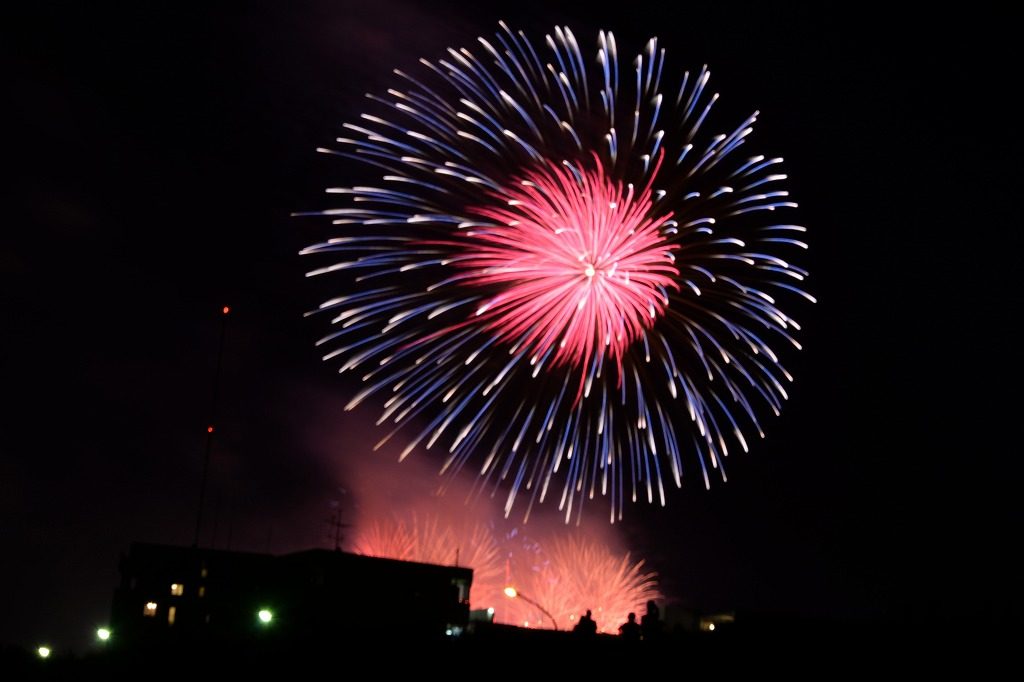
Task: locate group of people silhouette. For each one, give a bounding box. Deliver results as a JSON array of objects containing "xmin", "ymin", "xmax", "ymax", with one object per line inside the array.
[{"xmin": 571, "ymin": 600, "xmax": 662, "ymax": 640}]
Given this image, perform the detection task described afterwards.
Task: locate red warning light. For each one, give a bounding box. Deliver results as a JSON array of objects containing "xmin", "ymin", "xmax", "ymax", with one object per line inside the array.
[
  {"xmin": 222, "ymin": 306, "xmax": 231, "ymax": 315},
  {"xmin": 207, "ymin": 426, "xmax": 215, "ymax": 434}
]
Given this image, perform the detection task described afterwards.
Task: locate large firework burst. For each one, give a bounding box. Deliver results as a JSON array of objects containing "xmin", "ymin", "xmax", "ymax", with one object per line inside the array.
[{"xmin": 301, "ymin": 23, "xmax": 813, "ymax": 523}]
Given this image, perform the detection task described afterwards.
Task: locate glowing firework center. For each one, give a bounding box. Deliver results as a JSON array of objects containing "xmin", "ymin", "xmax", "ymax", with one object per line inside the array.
[{"xmin": 462, "ymin": 157, "xmax": 678, "ymax": 383}]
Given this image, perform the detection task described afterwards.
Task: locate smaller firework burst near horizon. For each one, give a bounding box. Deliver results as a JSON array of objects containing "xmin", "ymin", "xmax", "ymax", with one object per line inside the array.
[
  {"xmin": 501, "ymin": 535, "xmax": 659, "ymax": 633},
  {"xmin": 352, "ymin": 515, "xmax": 658, "ymax": 632},
  {"xmin": 352, "ymin": 514, "xmax": 506, "ymax": 610}
]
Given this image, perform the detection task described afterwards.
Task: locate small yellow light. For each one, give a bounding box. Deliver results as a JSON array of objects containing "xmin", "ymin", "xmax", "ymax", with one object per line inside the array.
[
  {"xmin": 709, "ymin": 623, "xmax": 716, "ymax": 631},
  {"xmin": 96, "ymin": 628, "xmax": 111, "ymax": 641},
  {"xmin": 258, "ymin": 608, "xmax": 273, "ymax": 624},
  {"xmin": 503, "ymin": 587, "xmax": 518, "ymax": 599},
  {"xmin": 37, "ymin": 646, "xmax": 51, "ymax": 659}
]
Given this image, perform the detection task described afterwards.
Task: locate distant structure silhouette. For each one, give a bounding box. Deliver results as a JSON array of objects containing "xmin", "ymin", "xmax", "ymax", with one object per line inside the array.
[
  {"xmin": 324, "ymin": 509, "xmax": 349, "ymax": 551},
  {"xmin": 618, "ymin": 612, "xmax": 641, "ymax": 640}
]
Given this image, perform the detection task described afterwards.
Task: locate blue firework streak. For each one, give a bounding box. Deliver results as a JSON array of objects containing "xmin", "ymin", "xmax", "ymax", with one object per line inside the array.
[{"xmin": 299, "ymin": 23, "xmax": 814, "ymax": 524}]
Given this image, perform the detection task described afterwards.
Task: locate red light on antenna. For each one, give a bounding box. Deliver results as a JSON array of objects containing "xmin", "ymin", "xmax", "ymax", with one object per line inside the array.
[
  {"xmin": 207, "ymin": 426, "xmax": 215, "ymax": 434},
  {"xmin": 222, "ymin": 306, "xmax": 230, "ymax": 315}
]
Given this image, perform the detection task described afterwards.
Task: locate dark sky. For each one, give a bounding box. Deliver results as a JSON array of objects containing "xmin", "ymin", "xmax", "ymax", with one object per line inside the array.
[{"xmin": 4, "ymin": 2, "xmax": 1017, "ymax": 651}]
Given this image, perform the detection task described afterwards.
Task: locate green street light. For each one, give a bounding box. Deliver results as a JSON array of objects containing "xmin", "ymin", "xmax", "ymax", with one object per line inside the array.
[
  {"xmin": 257, "ymin": 608, "xmax": 273, "ymax": 625},
  {"xmin": 96, "ymin": 628, "xmax": 111, "ymax": 642},
  {"xmin": 37, "ymin": 646, "xmax": 51, "ymax": 659}
]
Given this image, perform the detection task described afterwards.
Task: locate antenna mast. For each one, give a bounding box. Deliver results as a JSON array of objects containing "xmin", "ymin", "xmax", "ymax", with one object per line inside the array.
[{"xmin": 193, "ymin": 305, "xmax": 230, "ymax": 547}]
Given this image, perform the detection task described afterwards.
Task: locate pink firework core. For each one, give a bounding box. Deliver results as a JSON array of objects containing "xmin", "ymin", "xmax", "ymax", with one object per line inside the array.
[{"xmin": 462, "ymin": 153, "xmax": 679, "ymax": 376}]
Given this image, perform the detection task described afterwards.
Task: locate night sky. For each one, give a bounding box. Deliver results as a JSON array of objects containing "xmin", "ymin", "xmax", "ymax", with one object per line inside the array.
[{"xmin": 4, "ymin": 2, "xmax": 1017, "ymax": 651}]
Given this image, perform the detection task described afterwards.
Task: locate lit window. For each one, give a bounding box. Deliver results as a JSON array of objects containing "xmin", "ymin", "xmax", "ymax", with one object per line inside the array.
[
  {"xmin": 200, "ymin": 567, "xmax": 208, "ymax": 578},
  {"xmin": 143, "ymin": 602, "xmax": 158, "ymax": 617},
  {"xmin": 167, "ymin": 606, "xmax": 177, "ymax": 626},
  {"xmin": 170, "ymin": 583, "xmax": 184, "ymax": 596},
  {"xmin": 198, "ymin": 586, "xmax": 206, "ymax": 597}
]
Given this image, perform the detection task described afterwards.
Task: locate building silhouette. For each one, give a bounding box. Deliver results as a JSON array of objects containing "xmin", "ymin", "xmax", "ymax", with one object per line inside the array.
[{"xmin": 111, "ymin": 542, "xmax": 472, "ymax": 645}]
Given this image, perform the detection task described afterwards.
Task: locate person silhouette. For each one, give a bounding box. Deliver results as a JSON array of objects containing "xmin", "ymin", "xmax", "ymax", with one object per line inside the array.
[
  {"xmin": 573, "ymin": 609, "xmax": 598, "ymax": 637},
  {"xmin": 618, "ymin": 612, "xmax": 641, "ymax": 640},
  {"xmin": 641, "ymin": 600, "xmax": 662, "ymax": 640}
]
